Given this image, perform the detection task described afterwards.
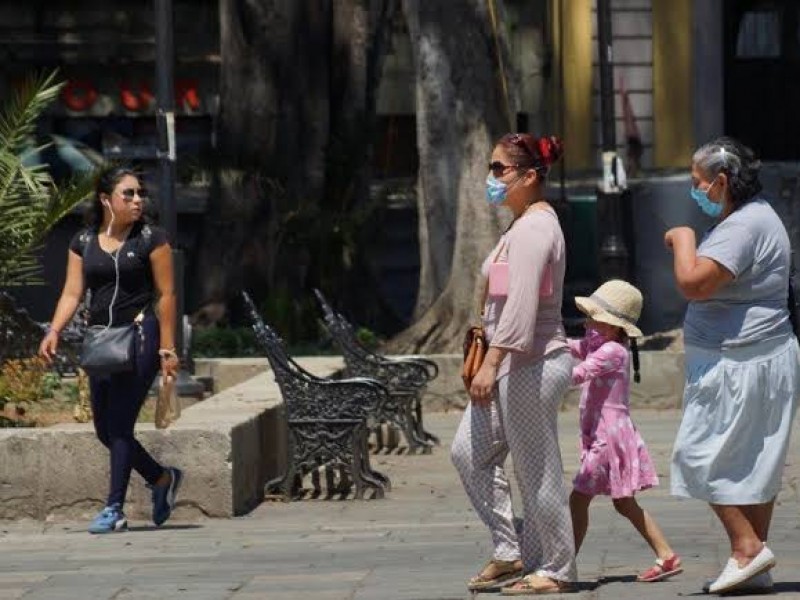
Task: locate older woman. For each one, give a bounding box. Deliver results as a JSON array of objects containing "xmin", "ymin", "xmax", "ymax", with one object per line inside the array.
[
  {"xmin": 666, "ymin": 137, "xmax": 800, "ymax": 594},
  {"xmin": 451, "ymin": 133, "xmax": 576, "ymax": 595}
]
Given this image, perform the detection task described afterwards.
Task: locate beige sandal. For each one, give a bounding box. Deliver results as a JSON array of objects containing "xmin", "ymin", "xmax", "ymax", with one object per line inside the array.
[
  {"xmin": 501, "ymin": 573, "xmax": 577, "ymax": 596},
  {"xmin": 468, "ymin": 559, "xmax": 523, "ymax": 591}
]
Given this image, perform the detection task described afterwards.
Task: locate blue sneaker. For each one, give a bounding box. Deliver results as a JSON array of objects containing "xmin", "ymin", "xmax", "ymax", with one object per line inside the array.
[
  {"xmin": 150, "ymin": 466, "xmax": 183, "ymax": 526},
  {"xmin": 88, "ymin": 504, "xmax": 127, "ymax": 534}
]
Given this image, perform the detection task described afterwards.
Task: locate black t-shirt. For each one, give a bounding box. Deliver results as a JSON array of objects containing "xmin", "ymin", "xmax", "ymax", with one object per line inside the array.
[{"xmin": 69, "ymin": 222, "xmax": 168, "ymax": 326}]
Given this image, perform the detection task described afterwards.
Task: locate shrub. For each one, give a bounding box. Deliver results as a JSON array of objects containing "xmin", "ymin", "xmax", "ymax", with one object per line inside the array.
[{"xmin": 0, "ymin": 357, "xmax": 54, "ymax": 405}]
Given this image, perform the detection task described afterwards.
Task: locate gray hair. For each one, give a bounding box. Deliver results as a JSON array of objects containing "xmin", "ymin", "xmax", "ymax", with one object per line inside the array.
[{"xmin": 692, "ymin": 137, "xmax": 762, "ymax": 208}]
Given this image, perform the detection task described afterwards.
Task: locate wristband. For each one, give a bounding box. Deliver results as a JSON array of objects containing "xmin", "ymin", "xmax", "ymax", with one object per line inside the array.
[
  {"xmin": 159, "ymin": 348, "xmax": 178, "ymax": 360},
  {"xmin": 47, "ymin": 327, "xmax": 61, "ymax": 337}
]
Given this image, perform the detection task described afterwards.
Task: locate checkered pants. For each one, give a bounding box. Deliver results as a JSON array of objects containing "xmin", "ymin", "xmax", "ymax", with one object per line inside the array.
[{"xmin": 451, "ymin": 350, "xmax": 577, "ymax": 581}]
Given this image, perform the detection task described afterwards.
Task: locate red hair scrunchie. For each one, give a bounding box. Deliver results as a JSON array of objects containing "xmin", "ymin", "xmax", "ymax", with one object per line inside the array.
[{"xmin": 537, "ymin": 137, "xmax": 552, "ymax": 164}]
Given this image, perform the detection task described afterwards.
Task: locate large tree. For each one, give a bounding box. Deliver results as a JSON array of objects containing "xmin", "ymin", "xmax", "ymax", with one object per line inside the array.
[
  {"xmin": 389, "ymin": 0, "xmax": 517, "ymax": 352},
  {"xmin": 193, "ymin": 0, "xmax": 330, "ymax": 319},
  {"xmin": 193, "ymin": 0, "xmax": 396, "ymax": 332}
]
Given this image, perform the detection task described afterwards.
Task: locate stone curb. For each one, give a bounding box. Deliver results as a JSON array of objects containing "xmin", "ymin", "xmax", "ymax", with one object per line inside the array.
[{"xmin": 0, "ymin": 357, "xmax": 343, "ymax": 522}]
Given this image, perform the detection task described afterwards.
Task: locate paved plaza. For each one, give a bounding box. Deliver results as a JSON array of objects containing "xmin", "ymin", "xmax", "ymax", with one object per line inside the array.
[{"xmin": 1, "ymin": 409, "xmax": 800, "ymax": 599}]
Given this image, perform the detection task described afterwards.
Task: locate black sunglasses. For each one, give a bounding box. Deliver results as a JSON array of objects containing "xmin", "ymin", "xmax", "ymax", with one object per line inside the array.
[
  {"xmin": 489, "ymin": 161, "xmax": 518, "ymax": 178},
  {"xmin": 118, "ymin": 188, "xmax": 149, "ymax": 201}
]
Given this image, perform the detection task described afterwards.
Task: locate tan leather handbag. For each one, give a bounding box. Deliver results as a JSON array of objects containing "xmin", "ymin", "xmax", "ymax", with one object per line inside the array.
[
  {"xmin": 461, "ymin": 325, "xmax": 487, "ymax": 388},
  {"xmin": 461, "ymin": 242, "xmax": 505, "ymax": 389}
]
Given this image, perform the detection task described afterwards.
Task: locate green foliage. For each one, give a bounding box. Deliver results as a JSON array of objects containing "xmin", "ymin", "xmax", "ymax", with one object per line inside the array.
[
  {"xmin": 39, "ymin": 371, "xmax": 62, "ymax": 398},
  {"xmin": 355, "ymin": 326, "xmax": 382, "ymax": 350},
  {"xmin": 0, "ymin": 70, "xmax": 96, "ymax": 287},
  {"xmin": 192, "ymin": 326, "xmax": 259, "ymax": 358},
  {"xmin": 61, "ymin": 381, "xmax": 81, "ymax": 405},
  {"xmin": 259, "ymin": 287, "xmax": 322, "ymax": 346}
]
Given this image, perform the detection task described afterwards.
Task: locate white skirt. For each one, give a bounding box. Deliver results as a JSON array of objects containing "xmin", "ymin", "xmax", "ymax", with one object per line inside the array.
[{"xmin": 671, "ymin": 334, "xmax": 800, "ymax": 504}]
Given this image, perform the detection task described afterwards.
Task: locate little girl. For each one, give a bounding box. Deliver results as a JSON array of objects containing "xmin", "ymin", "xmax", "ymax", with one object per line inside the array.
[{"xmin": 568, "ymin": 280, "xmax": 682, "ymax": 583}]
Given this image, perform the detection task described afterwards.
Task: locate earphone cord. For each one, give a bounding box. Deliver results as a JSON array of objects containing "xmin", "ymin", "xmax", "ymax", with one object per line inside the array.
[{"xmin": 104, "ymin": 208, "xmax": 125, "ymax": 331}]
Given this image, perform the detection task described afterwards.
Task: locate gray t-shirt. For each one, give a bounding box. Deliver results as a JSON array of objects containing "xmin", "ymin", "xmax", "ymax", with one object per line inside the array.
[{"xmin": 684, "ymin": 199, "xmax": 792, "ymax": 349}]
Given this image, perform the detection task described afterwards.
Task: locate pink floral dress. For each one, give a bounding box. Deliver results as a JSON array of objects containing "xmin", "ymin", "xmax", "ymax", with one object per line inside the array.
[{"xmin": 568, "ymin": 333, "xmax": 659, "ymax": 498}]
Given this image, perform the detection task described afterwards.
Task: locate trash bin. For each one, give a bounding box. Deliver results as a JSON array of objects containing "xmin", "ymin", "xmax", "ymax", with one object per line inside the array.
[{"xmin": 559, "ymin": 193, "xmax": 599, "ymax": 335}]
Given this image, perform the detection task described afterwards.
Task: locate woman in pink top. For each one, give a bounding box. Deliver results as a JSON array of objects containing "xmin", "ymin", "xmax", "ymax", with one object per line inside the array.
[{"xmin": 451, "ymin": 133, "xmax": 577, "ymax": 595}]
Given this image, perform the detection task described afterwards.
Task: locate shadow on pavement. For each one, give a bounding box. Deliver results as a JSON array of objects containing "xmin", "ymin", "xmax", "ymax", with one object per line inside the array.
[{"xmin": 126, "ymin": 524, "xmax": 205, "ymax": 532}]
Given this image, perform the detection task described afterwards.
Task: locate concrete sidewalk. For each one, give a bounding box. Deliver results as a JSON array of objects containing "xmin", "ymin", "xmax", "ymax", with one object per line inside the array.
[{"xmin": 1, "ymin": 409, "xmax": 799, "ymax": 599}]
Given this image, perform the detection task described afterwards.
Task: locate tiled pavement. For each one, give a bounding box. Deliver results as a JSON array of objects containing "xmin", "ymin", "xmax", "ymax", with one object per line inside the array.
[{"xmin": 1, "ymin": 409, "xmax": 799, "ymax": 599}]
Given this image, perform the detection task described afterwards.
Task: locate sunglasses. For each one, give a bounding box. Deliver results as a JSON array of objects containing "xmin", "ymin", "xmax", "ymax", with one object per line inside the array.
[
  {"xmin": 117, "ymin": 188, "xmax": 149, "ymax": 201},
  {"xmin": 489, "ymin": 161, "xmax": 518, "ymax": 178}
]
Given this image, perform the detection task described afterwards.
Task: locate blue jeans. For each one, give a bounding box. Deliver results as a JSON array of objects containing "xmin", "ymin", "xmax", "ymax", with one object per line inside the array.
[{"xmin": 89, "ymin": 315, "xmax": 164, "ymax": 507}]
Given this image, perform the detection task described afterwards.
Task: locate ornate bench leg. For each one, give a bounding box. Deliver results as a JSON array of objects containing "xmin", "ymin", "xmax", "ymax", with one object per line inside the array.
[
  {"xmin": 414, "ymin": 394, "xmax": 441, "ymax": 446},
  {"xmin": 398, "ymin": 395, "xmax": 433, "ymax": 455},
  {"xmin": 359, "ymin": 429, "xmax": 391, "ymax": 492},
  {"xmin": 351, "ymin": 427, "xmax": 385, "ymax": 500}
]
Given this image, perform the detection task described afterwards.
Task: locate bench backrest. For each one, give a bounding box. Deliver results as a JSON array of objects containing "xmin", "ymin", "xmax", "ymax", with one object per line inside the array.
[{"xmin": 243, "ymin": 291, "xmax": 352, "ymax": 421}]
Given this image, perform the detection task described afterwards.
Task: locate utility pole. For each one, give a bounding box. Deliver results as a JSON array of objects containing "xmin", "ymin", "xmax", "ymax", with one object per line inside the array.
[
  {"xmin": 155, "ymin": 0, "xmax": 176, "ymax": 242},
  {"xmin": 154, "ymin": 0, "xmax": 203, "ymax": 397},
  {"xmin": 595, "ymin": 0, "xmax": 631, "ymax": 282}
]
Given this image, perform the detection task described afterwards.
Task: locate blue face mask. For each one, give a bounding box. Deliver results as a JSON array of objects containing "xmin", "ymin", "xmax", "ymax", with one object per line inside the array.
[
  {"xmin": 486, "ymin": 172, "xmax": 524, "ymax": 205},
  {"xmin": 485, "ymin": 174, "xmax": 508, "ymax": 205},
  {"xmin": 690, "ymin": 181, "xmax": 723, "ymax": 218}
]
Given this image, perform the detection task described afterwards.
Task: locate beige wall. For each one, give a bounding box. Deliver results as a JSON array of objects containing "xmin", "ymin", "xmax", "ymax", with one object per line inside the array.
[
  {"xmin": 552, "ymin": 0, "xmax": 594, "ymax": 170},
  {"xmin": 653, "ymin": 0, "xmax": 694, "ymax": 167}
]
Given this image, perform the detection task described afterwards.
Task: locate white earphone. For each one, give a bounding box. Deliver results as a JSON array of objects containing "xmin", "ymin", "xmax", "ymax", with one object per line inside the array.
[
  {"xmin": 102, "ymin": 197, "xmax": 116, "ymax": 236},
  {"xmin": 100, "ymin": 195, "xmax": 125, "ymax": 328}
]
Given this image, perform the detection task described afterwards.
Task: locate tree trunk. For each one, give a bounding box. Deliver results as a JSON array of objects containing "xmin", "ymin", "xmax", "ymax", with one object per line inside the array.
[
  {"xmin": 322, "ymin": 0, "xmax": 399, "ymax": 324},
  {"xmin": 389, "ymin": 0, "xmax": 516, "ymax": 352},
  {"xmin": 194, "ymin": 0, "xmax": 398, "ymax": 331},
  {"xmin": 194, "ymin": 0, "xmax": 331, "ymax": 315}
]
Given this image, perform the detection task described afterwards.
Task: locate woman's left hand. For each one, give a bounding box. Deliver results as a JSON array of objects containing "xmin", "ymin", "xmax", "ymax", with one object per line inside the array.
[
  {"xmin": 664, "ymin": 226, "xmax": 695, "ymax": 251},
  {"xmin": 469, "ymin": 361, "xmax": 498, "ymax": 406},
  {"xmin": 160, "ymin": 351, "xmax": 179, "ymax": 380}
]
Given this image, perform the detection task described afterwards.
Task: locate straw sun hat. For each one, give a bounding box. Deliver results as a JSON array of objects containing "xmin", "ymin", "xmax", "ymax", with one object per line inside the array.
[{"xmin": 574, "ymin": 279, "xmax": 643, "ymax": 338}]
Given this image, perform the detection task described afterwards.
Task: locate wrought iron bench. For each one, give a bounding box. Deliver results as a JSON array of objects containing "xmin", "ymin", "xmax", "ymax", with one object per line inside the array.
[
  {"xmin": 242, "ymin": 291, "xmax": 390, "ymax": 501},
  {"xmin": 313, "ymin": 289, "xmax": 440, "ymax": 454}
]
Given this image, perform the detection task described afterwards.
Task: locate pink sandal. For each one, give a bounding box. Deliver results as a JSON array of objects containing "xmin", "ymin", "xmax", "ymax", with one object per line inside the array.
[{"xmin": 637, "ymin": 554, "xmax": 683, "ymax": 582}]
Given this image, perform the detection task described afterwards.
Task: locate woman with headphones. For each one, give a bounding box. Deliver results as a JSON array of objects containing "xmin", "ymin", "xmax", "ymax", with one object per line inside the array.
[{"xmin": 39, "ymin": 164, "xmax": 183, "ymax": 534}]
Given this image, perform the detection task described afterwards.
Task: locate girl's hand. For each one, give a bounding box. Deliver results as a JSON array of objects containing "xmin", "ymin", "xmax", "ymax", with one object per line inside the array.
[
  {"xmin": 38, "ymin": 330, "xmax": 60, "ymax": 364},
  {"xmin": 664, "ymin": 226, "xmax": 695, "ymax": 251},
  {"xmin": 159, "ymin": 349, "xmax": 180, "ymax": 379},
  {"xmin": 469, "ymin": 361, "xmax": 498, "ymax": 406}
]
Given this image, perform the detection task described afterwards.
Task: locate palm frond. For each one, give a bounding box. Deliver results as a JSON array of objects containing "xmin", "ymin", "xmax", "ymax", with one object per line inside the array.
[
  {"xmin": 37, "ymin": 171, "xmax": 95, "ymax": 234},
  {"xmin": 0, "ymin": 70, "xmax": 62, "ymax": 156},
  {"xmin": 0, "ymin": 70, "xmax": 97, "ymax": 287}
]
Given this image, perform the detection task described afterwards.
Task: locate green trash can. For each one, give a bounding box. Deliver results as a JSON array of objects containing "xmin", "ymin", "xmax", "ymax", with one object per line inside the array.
[
  {"xmin": 559, "ymin": 193, "xmax": 598, "ymax": 335},
  {"xmin": 565, "ymin": 194, "xmax": 598, "ymax": 283}
]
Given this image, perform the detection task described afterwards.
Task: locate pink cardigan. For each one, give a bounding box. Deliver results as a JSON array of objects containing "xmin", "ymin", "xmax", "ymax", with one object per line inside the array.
[{"xmin": 481, "ymin": 208, "xmax": 568, "ymax": 379}]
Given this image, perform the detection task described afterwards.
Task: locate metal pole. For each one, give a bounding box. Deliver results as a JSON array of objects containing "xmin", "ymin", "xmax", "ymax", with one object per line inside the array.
[
  {"xmin": 596, "ymin": 0, "xmax": 616, "ymax": 152},
  {"xmin": 155, "ymin": 0, "xmax": 177, "ymax": 241},
  {"xmin": 595, "ymin": 0, "xmax": 630, "ymax": 282},
  {"xmin": 154, "ymin": 0, "xmax": 204, "ymax": 397}
]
